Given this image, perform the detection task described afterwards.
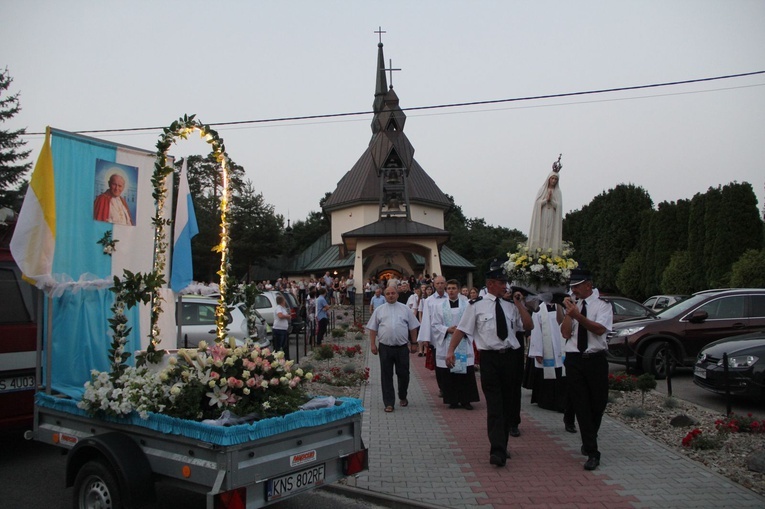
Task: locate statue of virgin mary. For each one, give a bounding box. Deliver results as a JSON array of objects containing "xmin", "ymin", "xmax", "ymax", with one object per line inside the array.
[{"xmin": 527, "ymin": 155, "xmax": 563, "ymax": 255}]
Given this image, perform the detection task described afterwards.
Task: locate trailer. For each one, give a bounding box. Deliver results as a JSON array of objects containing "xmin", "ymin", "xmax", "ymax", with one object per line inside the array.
[
  {"xmin": 30, "ymin": 394, "xmax": 367, "ymax": 509},
  {"xmin": 10, "ymin": 125, "xmax": 368, "ymax": 509}
]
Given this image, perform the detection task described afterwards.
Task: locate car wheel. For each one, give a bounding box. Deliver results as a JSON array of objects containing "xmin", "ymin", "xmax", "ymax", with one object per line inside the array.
[{"xmin": 642, "ymin": 341, "xmax": 676, "ymax": 379}]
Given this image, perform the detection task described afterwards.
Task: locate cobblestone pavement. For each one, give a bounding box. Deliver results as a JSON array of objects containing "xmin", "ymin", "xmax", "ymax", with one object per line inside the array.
[{"xmin": 347, "ymin": 347, "xmax": 765, "ymax": 508}]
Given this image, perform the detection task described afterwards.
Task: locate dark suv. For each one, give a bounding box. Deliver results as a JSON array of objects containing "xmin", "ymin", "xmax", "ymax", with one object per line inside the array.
[{"xmin": 606, "ymin": 288, "xmax": 765, "ymax": 378}]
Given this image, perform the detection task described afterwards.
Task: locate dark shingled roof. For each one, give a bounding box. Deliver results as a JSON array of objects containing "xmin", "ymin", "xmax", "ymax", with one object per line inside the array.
[
  {"xmin": 323, "ymin": 41, "xmax": 451, "ymax": 213},
  {"xmin": 342, "ymin": 218, "xmax": 448, "ymax": 238}
]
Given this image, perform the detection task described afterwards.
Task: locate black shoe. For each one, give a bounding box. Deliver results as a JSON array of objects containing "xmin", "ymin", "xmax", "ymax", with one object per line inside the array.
[
  {"xmin": 462, "ymin": 402, "xmax": 473, "ymax": 410},
  {"xmin": 489, "ymin": 454, "xmax": 506, "ymax": 467},
  {"xmin": 565, "ymin": 423, "xmax": 577, "ymax": 433},
  {"xmin": 584, "ymin": 456, "xmax": 600, "ymax": 471},
  {"xmin": 509, "ymin": 426, "xmax": 520, "ymax": 437},
  {"xmin": 448, "ymin": 403, "xmax": 459, "ymax": 409}
]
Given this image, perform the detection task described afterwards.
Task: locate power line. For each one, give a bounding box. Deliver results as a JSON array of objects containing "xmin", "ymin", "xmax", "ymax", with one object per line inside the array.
[{"xmin": 24, "ymin": 70, "xmax": 765, "ymax": 136}]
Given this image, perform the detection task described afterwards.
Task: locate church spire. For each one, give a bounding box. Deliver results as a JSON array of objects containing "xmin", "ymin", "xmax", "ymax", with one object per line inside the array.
[{"xmin": 373, "ymin": 27, "xmax": 388, "ymax": 114}]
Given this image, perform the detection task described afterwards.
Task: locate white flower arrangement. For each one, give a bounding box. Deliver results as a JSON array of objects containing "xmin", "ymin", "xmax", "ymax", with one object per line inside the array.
[
  {"xmin": 503, "ymin": 241, "xmax": 578, "ymax": 288},
  {"xmin": 78, "ymin": 341, "xmax": 314, "ymax": 422}
]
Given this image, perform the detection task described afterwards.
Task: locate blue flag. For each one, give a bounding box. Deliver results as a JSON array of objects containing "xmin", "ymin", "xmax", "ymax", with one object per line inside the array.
[{"xmin": 170, "ymin": 160, "xmax": 198, "ymax": 292}]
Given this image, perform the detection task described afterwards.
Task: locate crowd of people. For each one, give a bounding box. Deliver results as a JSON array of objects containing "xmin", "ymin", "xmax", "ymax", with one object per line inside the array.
[{"xmin": 366, "ymin": 266, "xmax": 612, "ymax": 473}]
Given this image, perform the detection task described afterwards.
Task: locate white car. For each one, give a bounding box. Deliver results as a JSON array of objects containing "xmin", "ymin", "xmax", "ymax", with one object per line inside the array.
[
  {"xmin": 177, "ymin": 296, "xmax": 269, "ymax": 349},
  {"xmin": 642, "ymin": 294, "xmax": 689, "ymax": 312}
]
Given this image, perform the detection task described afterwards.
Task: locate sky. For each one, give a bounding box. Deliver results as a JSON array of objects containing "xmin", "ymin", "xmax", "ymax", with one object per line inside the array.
[{"xmin": 2, "ymin": 1, "xmax": 764, "ymax": 235}]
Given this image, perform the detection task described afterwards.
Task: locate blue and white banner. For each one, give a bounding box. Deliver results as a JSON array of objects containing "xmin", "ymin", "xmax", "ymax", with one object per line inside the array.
[
  {"xmin": 12, "ymin": 129, "xmax": 175, "ymax": 398},
  {"xmin": 170, "ymin": 159, "xmax": 198, "ymax": 292}
]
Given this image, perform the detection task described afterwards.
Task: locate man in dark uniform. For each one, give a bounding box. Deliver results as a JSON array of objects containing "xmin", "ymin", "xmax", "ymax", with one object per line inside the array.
[
  {"xmin": 445, "ymin": 262, "xmax": 533, "ymax": 467},
  {"xmin": 561, "ymin": 268, "xmax": 613, "ymax": 471}
]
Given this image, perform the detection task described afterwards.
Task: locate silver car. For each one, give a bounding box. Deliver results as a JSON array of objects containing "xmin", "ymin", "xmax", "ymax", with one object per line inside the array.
[{"xmin": 177, "ymin": 296, "xmax": 268, "ymax": 349}]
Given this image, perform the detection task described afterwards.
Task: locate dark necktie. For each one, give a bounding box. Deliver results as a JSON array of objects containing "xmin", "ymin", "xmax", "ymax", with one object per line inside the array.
[
  {"xmin": 577, "ymin": 300, "xmax": 588, "ymax": 353},
  {"xmin": 496, "ymin": 298, "xmax": 508, "ymax": 340}
]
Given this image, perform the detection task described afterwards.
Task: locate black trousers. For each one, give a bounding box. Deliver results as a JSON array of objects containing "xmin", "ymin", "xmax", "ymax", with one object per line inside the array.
[
  {"xmin": 478, "ymin": 346, "xmax": 524, "ymax": 460},
  {"xmin": 564, "ymin": 351, "xmax": 609, "ymax": 459},
  {"xmin": 378, "ymin": 343, "xmax": 410, "ymax": 408},
  {"xmin": 316, "ymin": 317, "xmax": 328, "ymax": 345}
]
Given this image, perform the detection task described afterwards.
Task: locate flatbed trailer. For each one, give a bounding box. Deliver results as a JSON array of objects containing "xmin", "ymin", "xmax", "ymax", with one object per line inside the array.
[{"xmin": 31, "ymin": 396, "xmax": 367, "ymax": 509}]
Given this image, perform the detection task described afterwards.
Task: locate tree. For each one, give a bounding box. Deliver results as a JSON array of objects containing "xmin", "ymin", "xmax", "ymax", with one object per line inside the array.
[
  {"xmin": 288, "ymin": 192, "xmax": 332, "ymax": 257},
  {"xmin": 0, "ymin": 67, "xmax": 32, "ymax": 210},
  {"xmin": 563, "ymin": 184, "xmax": 652, "ymax": 291},
  {"xmin": 729, "ymin": 249, "xmax": 765, "ymax": 288},
  {"xmin": 229, "ymin": 180, "xmax": 285, "ymax": 278},
  {"xmin": 615, "ymin": 251, "xmax": 643, "ymax": 299},
  {"xmin": 660, "ymin": 250, "xmax": 695, "ymax": 295}
]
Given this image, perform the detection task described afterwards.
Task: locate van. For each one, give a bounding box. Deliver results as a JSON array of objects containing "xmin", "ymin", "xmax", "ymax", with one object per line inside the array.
[{"xmin": 0, "ymin": 243, "xmax": 38, "ymax": 431}]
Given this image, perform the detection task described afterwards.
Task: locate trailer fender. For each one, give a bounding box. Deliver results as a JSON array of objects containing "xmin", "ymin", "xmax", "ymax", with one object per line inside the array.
[{"xmin": 66, "ymin": 432, "xmax": 155, "ymax": 508}]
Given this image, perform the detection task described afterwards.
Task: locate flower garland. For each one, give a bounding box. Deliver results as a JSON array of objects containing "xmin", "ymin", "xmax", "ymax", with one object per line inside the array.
[
  {"xmin": 133, "ymin": 114, "xmax": 233, "ymax": 364},
  {"xmin": 503, "ymin": 241, "xmax": 578, "ymax": 289}
]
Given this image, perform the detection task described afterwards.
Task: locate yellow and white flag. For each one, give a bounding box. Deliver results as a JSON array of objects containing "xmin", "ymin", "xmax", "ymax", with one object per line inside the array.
[{"xmin": 10, "ymin": 127, "xmax": 56, "ymax": 288}]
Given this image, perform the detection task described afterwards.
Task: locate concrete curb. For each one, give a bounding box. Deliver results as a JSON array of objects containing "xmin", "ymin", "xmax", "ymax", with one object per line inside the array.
[{"xmin": 323, "ymin": 483, "xmax": 447, "ymax": 509}]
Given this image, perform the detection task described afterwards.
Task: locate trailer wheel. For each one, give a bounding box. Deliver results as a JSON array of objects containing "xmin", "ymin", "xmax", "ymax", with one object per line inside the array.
[{"xmin": 73, "ymin": 459, "xmax": 123, "ymax": 509}]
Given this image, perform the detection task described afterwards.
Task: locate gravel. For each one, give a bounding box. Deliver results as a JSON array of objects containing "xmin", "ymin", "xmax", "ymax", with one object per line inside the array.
[{"xmin": 605, "ymin": 389, "xmax": 765, "ymax": 496}]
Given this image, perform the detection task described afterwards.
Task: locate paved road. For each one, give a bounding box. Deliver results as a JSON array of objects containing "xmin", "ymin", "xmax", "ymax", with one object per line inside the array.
[{"xmin": 0, "ymin": 430, "xmax": 391, "ymax": 509}]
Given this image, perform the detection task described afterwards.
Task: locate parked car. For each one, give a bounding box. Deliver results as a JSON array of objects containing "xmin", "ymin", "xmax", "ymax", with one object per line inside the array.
[
  {"xmin": 693, "ymin": 331, "xmax": 765, "ymax": 402},
  {"xmin": 643, "ymin": 294, "xmax": 689, "ymax": 312},
  {"xmin": 606, "ymin": 288, "xmax": 765, "ymax": 378},
  {"xmin": 178, "ymin": 296, "xmax": 268, "ymax": 349},
  {"xmin": 254, "ymin": 290, "xmax": 305, "ymax": 334},
  {"xmin": 0, "ymin": 243, "xmax": 38, "ymax": 431},
  {"xmin": 599, "ymin": 295, "xmax": 657, "ymax": 323}
]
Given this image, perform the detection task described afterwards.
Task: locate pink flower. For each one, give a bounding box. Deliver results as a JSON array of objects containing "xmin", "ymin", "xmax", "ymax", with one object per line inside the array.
[{"xmin": 227, "ymin": 376, "xmax": 243, "ymax": 389}]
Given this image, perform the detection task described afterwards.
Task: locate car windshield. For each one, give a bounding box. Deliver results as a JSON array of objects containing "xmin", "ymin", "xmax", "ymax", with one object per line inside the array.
[{"xmin": 655, "ymin": 293, "xmax": 720, "ymax": 319}]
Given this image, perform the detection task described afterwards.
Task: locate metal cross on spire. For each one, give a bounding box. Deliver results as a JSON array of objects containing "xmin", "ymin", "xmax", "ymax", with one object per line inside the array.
[
  {"xmin": 385, "ymin": 59, "xmax": 401, "ymax": 89},
  {"xmin": 374, "ymin": 26, "xmax": 386, "ymax": 44}
]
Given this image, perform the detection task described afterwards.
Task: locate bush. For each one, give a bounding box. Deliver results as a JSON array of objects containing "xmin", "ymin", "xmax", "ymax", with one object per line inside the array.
[
  {"xmin": 331, "ymin": 328, "xmax": 346, "ymax": 338},
  {"xmin": 682, "ymin": 429, "xmax": 724, "ymax": 450},
  {"xmin": 621, "ymin": 406, "xmax": 646, "ymax": 419},
  {"xmin": 715, "ymin": 413, "xmax": 765, "ymax": 433},
  {"xmin": 313, "ymin": 344, "xmax": 335, "ymax": 360},
  {"xmin": 662, "ymin": 396, "xmax": 681, "ymax": 409},
  {"xmin": 608, "ymin": 372, "xmax": 638, "ymax": 392},
  {"xmin": 730, "ymin": 249, "xmax": 765, "ymax": 288}
]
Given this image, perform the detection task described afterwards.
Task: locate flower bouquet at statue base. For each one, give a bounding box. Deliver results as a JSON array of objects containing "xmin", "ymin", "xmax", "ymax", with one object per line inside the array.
[{"xmin": 503, "ymin": 242, "xmax": 578, "ymax": 303}]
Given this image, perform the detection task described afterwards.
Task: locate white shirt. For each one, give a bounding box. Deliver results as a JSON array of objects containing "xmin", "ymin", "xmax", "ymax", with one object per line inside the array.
[
  {"xmin": 406, "ymin": 293, "xmax": 420, "ymax": 316},
  {"xmin": 456, "ymin": 293, "xmax": 524, "ymax": 351},
  {"xmin": 563, "ymin": 288, "xmax": 613, "ymax": 354},
  {"xmin": 366, "ymin": 301, "xmax": 420, "ymax": 346},
  {"xmin": 273, "ymin": 305, "xmax": 290, "ymax": 331}
]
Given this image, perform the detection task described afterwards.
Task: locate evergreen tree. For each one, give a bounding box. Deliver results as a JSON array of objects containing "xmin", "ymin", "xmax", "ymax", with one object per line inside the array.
[
  {"xmin": 615, "ymin": 250, "xmax": 643, "ymax": 299},
  {"xmin": 660, "ymin": 250, "xmax": 696, "ymax": 294},
  {"xmin": 686, "ymin": 192, "xmax": 707, "ymax": 291},
  {"xmin": 729, "ymin": 249, "xmax": 765, "ymax": 288},
  {"xmin": 229, "ymin": 180, "xmax": 284, "ymax": 278},
  {"xmin": 563, "ymin": 184, "xmax": 652, "ymax": 291},
  {"xmin": 0, "ymin": 67, "xmax": 31, "ymax": 209}
]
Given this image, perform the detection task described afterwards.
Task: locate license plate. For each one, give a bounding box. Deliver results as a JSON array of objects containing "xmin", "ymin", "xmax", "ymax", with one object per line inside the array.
[
  {"xmin": 0, "ymin": 374, "xmax": 35, "ymax": 393},
  {"xmin": 694, "ymin": 367, "xmax": 707, "ymax": 379},
  {"xmin": 266, "ymin": 463, "xmax": 325, "ymax": 501}
]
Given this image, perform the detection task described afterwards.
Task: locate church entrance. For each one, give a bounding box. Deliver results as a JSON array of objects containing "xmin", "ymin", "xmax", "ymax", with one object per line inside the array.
[{"xmin": 375, "ymin": 269, "xmax": 403, "ymax": 286}]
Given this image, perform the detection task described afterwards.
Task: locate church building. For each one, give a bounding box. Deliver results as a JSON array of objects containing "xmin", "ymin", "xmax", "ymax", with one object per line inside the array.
[{"xmin": 286, "ymin": 39, "xmax": 475, "ymax": 289}]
